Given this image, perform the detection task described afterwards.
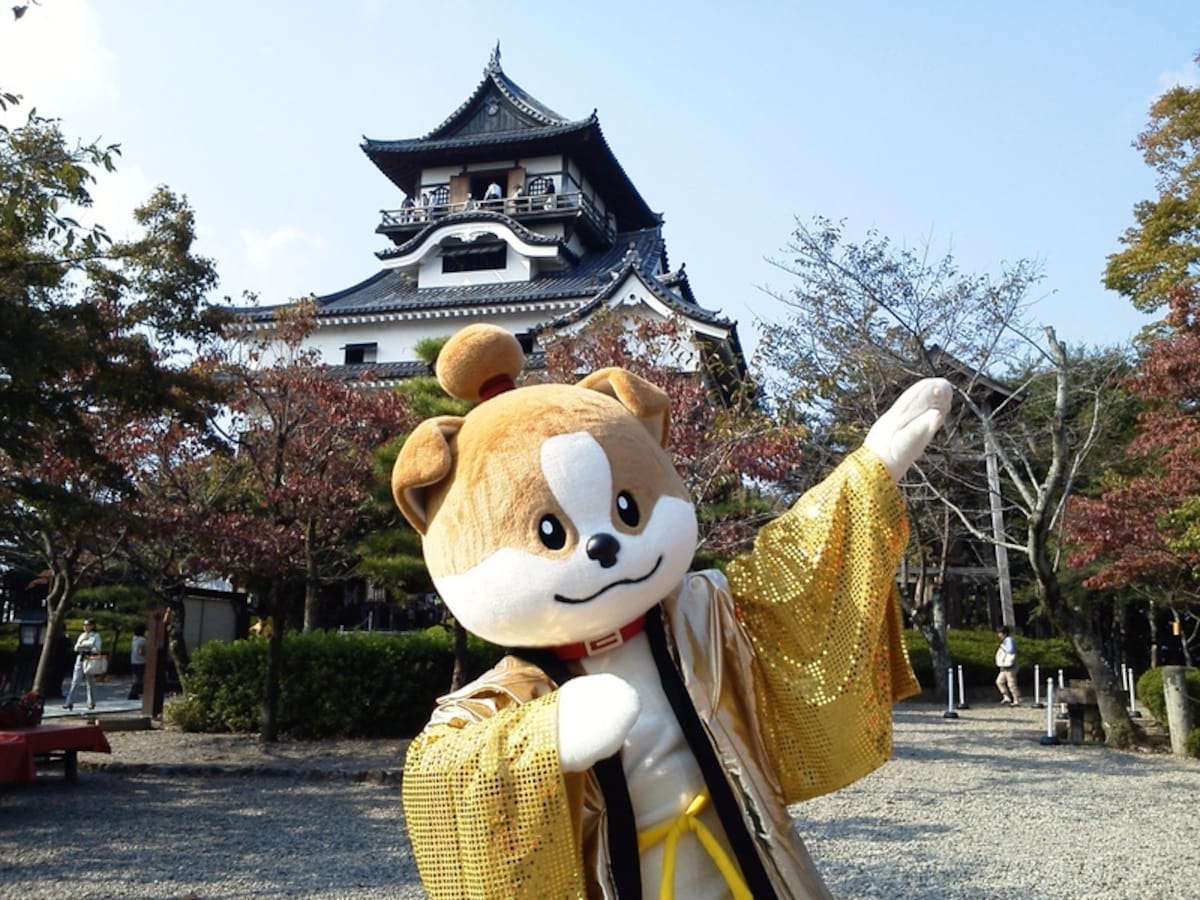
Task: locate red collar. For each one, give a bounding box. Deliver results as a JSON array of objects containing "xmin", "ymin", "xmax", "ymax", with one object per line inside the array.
[{"xmin": 551, "ymin": 615, "xmax": 646, "ymax": 661}]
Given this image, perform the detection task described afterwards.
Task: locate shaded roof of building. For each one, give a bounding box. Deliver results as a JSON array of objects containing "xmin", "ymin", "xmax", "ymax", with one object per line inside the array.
[{"xmin": 239, "ymin": 227, "xmax": 732, "ymax": 330}]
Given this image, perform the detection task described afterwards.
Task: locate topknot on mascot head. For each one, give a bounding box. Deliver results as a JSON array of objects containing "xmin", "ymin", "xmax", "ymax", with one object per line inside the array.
[{"xmin": 391, "ymin": 323, "xmax": 699, "ymax": 650}]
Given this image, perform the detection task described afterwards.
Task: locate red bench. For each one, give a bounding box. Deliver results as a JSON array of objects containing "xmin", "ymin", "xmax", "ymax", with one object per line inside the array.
[{"xmin": 0, "ymin": 723, "xmax": 112, "ymax": 784}]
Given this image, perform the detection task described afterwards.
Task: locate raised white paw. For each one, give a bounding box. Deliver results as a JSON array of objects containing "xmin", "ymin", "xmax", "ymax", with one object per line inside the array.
[
  {"xmin": 556, "ymin": 674, "xmax": 640, "ymax": 772},
  {"xmin": 864, "ymin": 377, "xmax": 952, "ymax": 481}
]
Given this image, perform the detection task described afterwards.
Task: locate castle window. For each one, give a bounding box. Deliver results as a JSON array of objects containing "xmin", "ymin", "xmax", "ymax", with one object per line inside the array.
[
  {"xmin": 441, "ymin": 240, "xmax": 507, "ymax": 273},
  {"xmin": 343, "ymin": 342, "xmax": 377, "ymax": 365}
]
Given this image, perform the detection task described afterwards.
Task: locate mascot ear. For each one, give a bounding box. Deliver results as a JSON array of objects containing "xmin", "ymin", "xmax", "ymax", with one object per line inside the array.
[
  {"xmin": 578, "ymin": 367, "xmax": 671, "ymax": 448},
  {"xmin": 392, "ymin": 416, "xmax": 463, "ymax": 534}
]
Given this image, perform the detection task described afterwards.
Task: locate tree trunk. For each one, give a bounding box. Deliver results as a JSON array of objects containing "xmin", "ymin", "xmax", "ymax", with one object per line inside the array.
[
  {"xmin": 32, "ymin": 573, "xmax": 70, "ymax": 696},
  {"xmin": 901, "ymin": 511, "xmax": 951, "ymax": 697},
  {"xmin": 1147, "ymin": 602, "xmax": 1159, "ymax": 669},
  {"xmin": 1025, "ymin": 330, "xmax": 1133, "ymax": 746},
  {"xmin": 163, "ymin": 593, "xmax": 192, "ymax": 694},
  {"xmin": 303, "ymin": 519, "xmax": 319, "ymax": 634},
  {"xmin": 910, "ymin": 569, "xmax": 949, "ymax": 697},
  {"xmin": 1174, "ymin": 609, "xmax": 1195, "ymax": 667},
  {"xmin": 1041, "ymin": 575, "xmax": 1135, "ymax": 746},
  {"xmin": 916, "ymin": 619, "xmax": 950, "ymax": 698},
  {"xmin": 261, "ymin": 583, "xmax": 286, "ymax": 743},
  {"xmin": 1067, "ymin": 618, "xmax": 1136, "ymax": 745},
  {"xmin": 451, "ymin": 619, "xmax": 469, "ymax": 691}
]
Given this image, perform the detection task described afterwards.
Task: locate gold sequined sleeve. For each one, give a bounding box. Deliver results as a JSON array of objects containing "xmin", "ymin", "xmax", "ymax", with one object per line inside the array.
[
  {"xmin": 402, "ymin": 663, "xmax": 587, "ymax": 900},
  {"xmin": 725, "ymin": 446, "xmax": 921, "ymax": 803}
]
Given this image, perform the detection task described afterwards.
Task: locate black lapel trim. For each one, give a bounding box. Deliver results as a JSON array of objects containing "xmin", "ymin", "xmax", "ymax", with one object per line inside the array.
[
  {"xmin": 509, "ymin": 647, "xmax": 643, "ymax": 900},
  {"xmin": 643, "ymin": 606, "xmax": 779, "ymax": 899}
]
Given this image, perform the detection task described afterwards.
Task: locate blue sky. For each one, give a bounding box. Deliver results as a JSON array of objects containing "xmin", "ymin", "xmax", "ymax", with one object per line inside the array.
[{"xmin": 2, "ymin": 1, "xmax": 1196, "ymax": 359}]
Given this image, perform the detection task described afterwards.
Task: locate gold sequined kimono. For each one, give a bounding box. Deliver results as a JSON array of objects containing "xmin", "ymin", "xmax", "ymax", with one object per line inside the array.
[{"xmin": 402, "ymin": 447, "xmax": 921, "ymax": 899}]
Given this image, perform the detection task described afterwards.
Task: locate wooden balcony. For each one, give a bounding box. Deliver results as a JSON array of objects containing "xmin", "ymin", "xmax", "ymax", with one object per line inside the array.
[{"xmin": 379, "ymin": 190, "xmax": 617, "ymax": 245}]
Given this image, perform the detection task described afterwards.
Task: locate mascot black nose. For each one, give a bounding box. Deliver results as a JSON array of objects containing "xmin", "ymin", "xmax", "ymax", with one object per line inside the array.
[{"xmin": 586, "ymin": 533, "xmax": 620, "ymax": 569}]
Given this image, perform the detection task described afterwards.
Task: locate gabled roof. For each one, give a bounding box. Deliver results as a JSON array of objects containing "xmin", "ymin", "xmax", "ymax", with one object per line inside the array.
[
  {"xmin": 541, "ymin": 247, "xmax": 734, "ymax": 335},
  {"xmin": 927, "ymin": 346, "xmax": 1021, "ymax": 416},
  {"xmin": 423, "ymin": 44, "xmax": 574, "ymax": 139},
  {"xmin": 360, "ymin": 47, "xmax": 660, "ymax": 231}
]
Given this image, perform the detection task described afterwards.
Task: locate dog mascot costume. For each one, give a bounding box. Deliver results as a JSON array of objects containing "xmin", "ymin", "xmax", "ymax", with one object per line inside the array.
[{"xmin": 392, "ymin": 324, "xmax": 951, "ymax": 899}]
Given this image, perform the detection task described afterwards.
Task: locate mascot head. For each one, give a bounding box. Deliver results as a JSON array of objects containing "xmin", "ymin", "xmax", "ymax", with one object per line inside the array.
[{"xmin": 392, "ymin": 324, "xmax": 698, "ymax": 649}]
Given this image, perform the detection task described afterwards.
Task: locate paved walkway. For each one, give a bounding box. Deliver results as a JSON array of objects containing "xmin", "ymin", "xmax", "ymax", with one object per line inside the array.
[{"xmin": 42, "ymin": 676, "xmax": 147, "ymax": 720}]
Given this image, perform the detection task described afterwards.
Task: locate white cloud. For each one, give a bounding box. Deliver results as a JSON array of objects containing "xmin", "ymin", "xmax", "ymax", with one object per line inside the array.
[
  {"xmin": 0, "ymin": 0, "xmax": 117, "ymax": 118},
  {"xmin": 1158, "ymin": 58, "xmax": 1200, "ymax": 91},
  {"xmin": 235, "ymin": 226, "xmax": 329, "ymax": 300}
]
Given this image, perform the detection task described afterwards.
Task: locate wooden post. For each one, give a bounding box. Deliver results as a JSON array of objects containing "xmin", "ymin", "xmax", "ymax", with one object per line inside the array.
[
  {"xmin": 142, "ymin": 608, "xmax": 168, "ymax": 718},
  {"xmin": 1162, "ymin": 666, "xmax": 1194, "ymax": 757}
]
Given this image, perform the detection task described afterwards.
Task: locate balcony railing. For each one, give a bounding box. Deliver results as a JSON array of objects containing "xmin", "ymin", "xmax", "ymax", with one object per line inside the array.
[{"xmin": 379, "ymin": 190, "xmax": 616, "ymax": 244}]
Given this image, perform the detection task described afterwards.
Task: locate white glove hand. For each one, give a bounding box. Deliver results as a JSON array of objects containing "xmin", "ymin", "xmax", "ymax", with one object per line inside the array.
[
  {"xmin": 556, "ymin": 673, "xmax": 640, "ymax": 773},
  {"xmin": 864, "ymin": 378, "xmax": 952, "ymax": 481}
]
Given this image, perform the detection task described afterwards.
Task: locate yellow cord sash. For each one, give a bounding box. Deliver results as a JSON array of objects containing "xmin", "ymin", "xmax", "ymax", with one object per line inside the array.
[{"xmin": 636, "ymin": 790, "xmax": 752, "ymax": 900}]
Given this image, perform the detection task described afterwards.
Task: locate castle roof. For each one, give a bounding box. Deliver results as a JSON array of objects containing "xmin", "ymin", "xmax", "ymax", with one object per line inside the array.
[
  {"xmin": 241, "ymin": 227, "xmax": 731, "ymax": 330},
  {"xmin": 361, "ymin": 46, "xmax": 660, "ymax": 231}
]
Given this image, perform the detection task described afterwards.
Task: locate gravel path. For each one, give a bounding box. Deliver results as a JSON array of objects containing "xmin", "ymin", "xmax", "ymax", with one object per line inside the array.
[{"xmin": 1, "ymin": 702, "xmax": 1196, "ymax": 898}]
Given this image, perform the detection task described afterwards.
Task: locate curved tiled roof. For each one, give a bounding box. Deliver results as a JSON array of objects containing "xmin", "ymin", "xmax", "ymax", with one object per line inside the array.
[
  {"xmin": 238, "ymin": 228, "xmax": 683, "ymax": 323},
  {"xmin": 376, "ymin": 209, "xmax": 565, "ymax": 262},
  {"xmin": 360, "ymin": 51, "xmax": 659, "ymax": 231}
]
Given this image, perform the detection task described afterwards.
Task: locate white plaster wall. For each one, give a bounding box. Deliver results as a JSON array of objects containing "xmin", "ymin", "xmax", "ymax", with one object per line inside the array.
[{"xmin": 305, "ymin": 308, "xmax": 577, "ymax": 365}]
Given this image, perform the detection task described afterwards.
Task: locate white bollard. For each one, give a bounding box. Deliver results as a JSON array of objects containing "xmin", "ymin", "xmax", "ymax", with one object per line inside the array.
[
  {"xmin": 956, "ymin": 664, "xmax": 970, "ymax": 709},
  {"xmin": 1032, "ymin": 664, "xmax": 1044, "ymax": 708},
  {"xmin": 1040, "ymin": 678, "xmax": 1060, "ymax": 745},
  {"xmin": 1058, "ymin": 668, "xmax": 1065, "ymax": 689},
  {"xmin": 943, "ymin": 667, "xmax": 959, "ymax": 719},
  {"xmin": 1127, "ymin": 666, "xmax": 1141, "ymax": 717}
]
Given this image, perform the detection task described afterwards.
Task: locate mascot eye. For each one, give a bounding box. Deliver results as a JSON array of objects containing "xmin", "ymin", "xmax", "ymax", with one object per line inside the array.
[
  {"xmin": 538, "ymin": 514, "xmax": 568, "ymax": 550},
  {"xmin": 616, "ymin": 491, "xmax": 640, "ymax": 527}
]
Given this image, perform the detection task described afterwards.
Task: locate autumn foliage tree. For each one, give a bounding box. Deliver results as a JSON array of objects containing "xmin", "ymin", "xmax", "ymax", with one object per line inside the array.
[
  {"xmin": 1076, "ymin": 60, "xmax": 1200, "ymax": 669},
  {"xmin": 1067, "ymin": 286, "xmax": 1200, "ymax": 666},
  {"xmin": 203, "ymin": 304, "xmax": 411, "ymax": 741},
  {"xmin": 1104, "ymin": 55, "xmax": 1200, "ymax": 315},
  {"xmin": 1, "ymin": 102, "xmax": 229, "ymax": 695}
]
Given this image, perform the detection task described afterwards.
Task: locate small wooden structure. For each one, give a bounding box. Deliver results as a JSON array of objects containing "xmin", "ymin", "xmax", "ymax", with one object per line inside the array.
[{"xmin": 1055, "ymin": 679, "xmax": 1105, "ymax": 744}]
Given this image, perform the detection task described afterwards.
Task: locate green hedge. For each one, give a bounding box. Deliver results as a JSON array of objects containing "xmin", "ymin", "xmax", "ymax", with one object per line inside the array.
[
  {"xmin": 166, "ymin": 627, "xmax": 502, "ymax": 738},
  {"xmin": 904, "ymin": 629, "xmax": 1081, "ymax": 695},
  {"xmin": 1135, "ymin": 666, "xmax": 1200, "ymax": 730}
]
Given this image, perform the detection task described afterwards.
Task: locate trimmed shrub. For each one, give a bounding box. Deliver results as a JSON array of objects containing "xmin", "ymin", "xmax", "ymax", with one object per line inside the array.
[
  {"xmin": 1186, "ymin": 728, "xmax": 1200, "ymax": 759},
  {"xmin": 1135, "ymin": 666, "xmax": 1200, "ymax": 736},
  {"xmin": 166, "ymin": 627, "xmax": 502, "ymax": 738}
]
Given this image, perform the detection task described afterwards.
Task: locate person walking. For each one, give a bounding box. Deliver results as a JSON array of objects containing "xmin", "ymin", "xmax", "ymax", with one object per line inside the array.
[
  {"xmin": 129, "ymin": 624, "xmax": 147, "ymax": 701},
  {"xmin": 63, "ymin": 618, "xmax": 102, "ymax": 711},
  {"xmin": 994, "ymin": 625, "xmax": 1020, "ymax": 706}
]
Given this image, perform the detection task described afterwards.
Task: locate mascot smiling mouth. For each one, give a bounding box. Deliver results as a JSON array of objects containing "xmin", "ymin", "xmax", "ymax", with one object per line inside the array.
[{"xmin": 553, "ymin": 556, "xmax": 663, "ymax": 604}]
